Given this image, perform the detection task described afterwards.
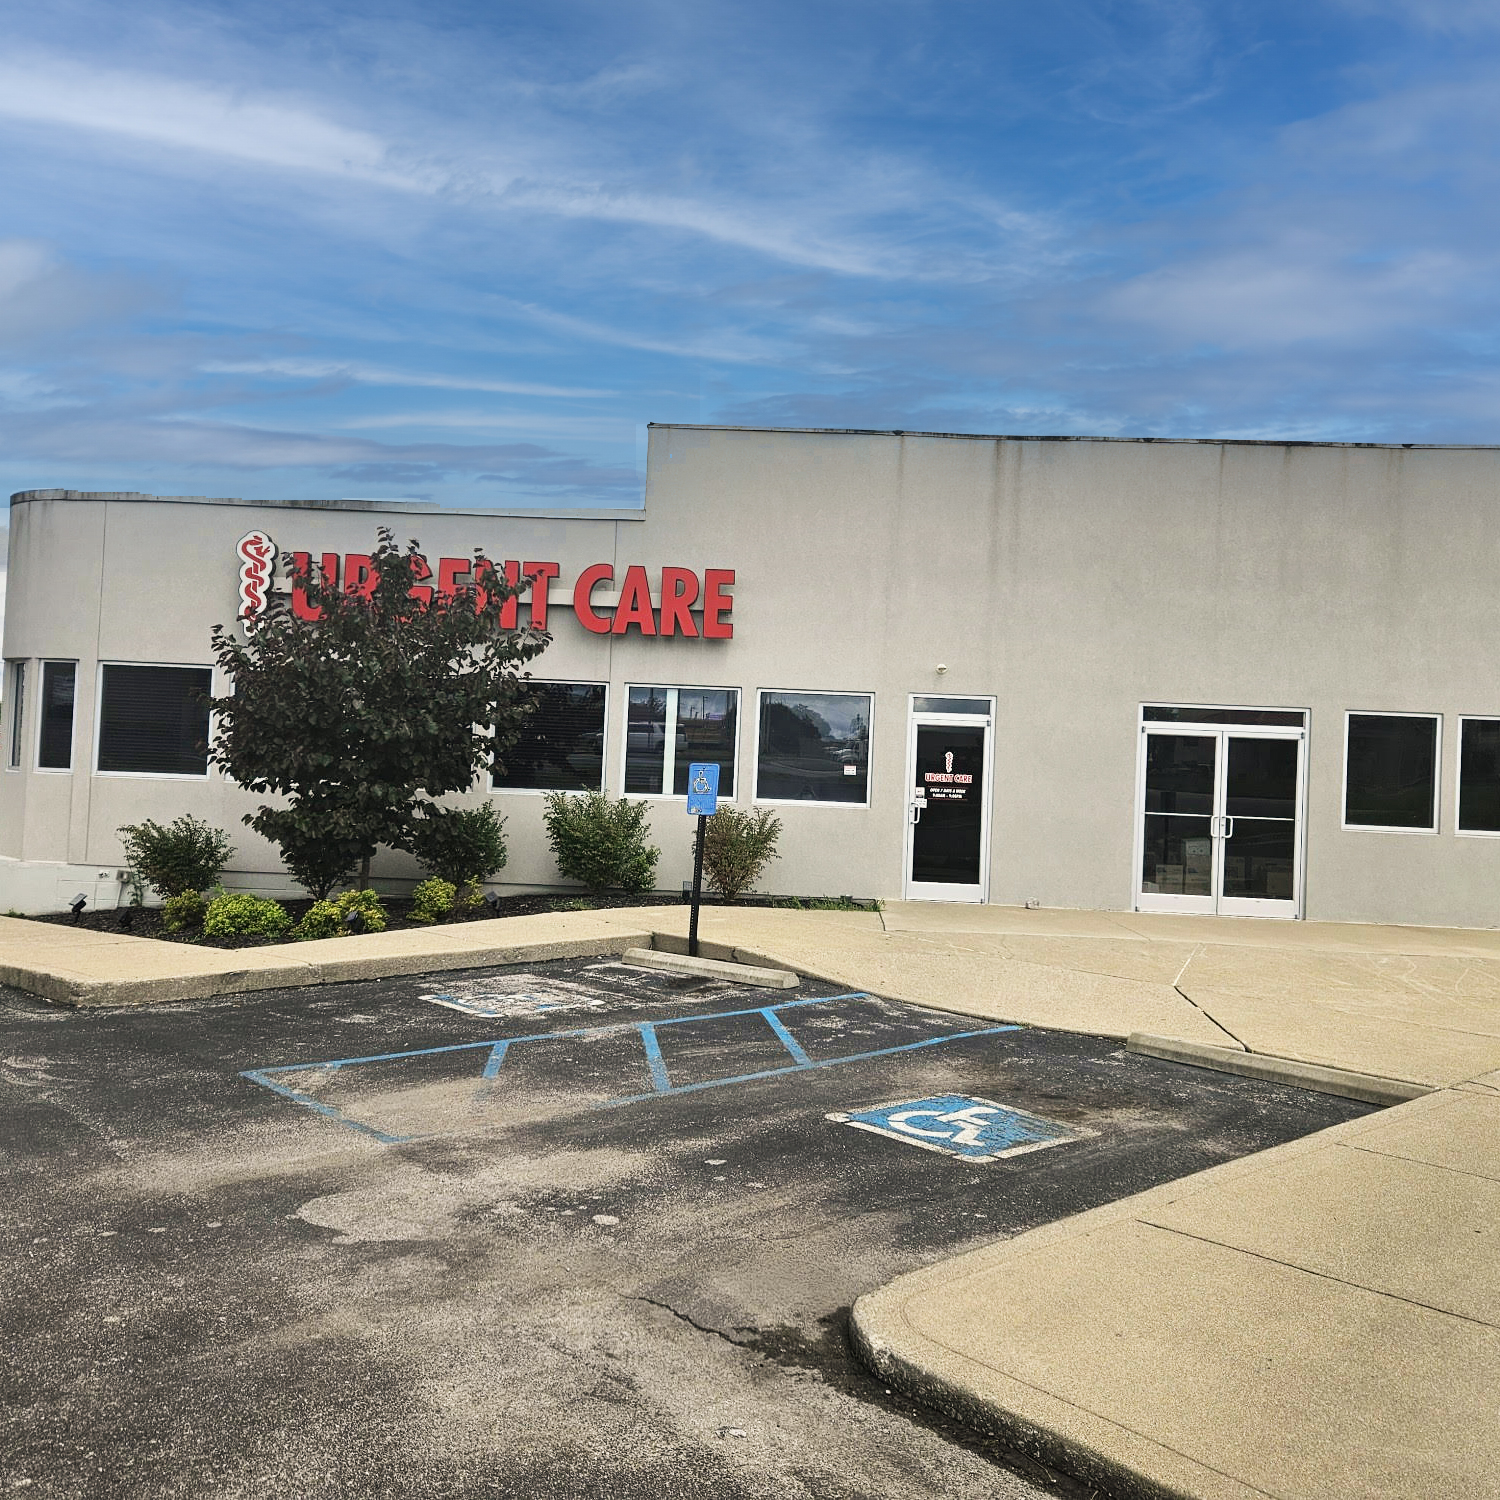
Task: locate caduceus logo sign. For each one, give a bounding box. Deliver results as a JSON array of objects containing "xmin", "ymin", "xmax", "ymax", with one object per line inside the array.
[
  {"xmin": 236, "ymin": 530, "xmax": 275, "ymax": 627},
  {"xmin": 945, "ymin": 751, "xmax": 954, "ymax": 774}
]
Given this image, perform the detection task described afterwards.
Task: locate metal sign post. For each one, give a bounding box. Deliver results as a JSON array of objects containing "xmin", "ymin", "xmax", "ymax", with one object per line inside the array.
[{"xmin": 685, "ymin": 763, "xmax": 720, "ymax": 958}]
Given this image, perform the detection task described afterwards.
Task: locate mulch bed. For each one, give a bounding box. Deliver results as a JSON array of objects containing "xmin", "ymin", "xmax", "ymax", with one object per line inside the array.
[{"xmin": 25, "ymin": 891, "xmax": 875, "ymax": 950}]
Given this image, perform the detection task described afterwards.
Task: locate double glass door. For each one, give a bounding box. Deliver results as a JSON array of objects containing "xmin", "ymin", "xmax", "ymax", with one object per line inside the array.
[{"xmin": 1137, "ymin": 727, "xmax": 1305, "ymax": 918}]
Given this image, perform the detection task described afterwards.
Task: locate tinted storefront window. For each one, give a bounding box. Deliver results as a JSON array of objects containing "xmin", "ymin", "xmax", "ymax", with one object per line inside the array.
[
  {"xmin": 756, "ymin": 691, "xmax": 871, "ymax": 804},
  {"xmin": 38, "ymin": 661, "xmax": 76, "ymax": 770},
  {"xmin": 1459, "ymin": 718, "xmax": 1500, "ymax": 834},
  {"xmin": 1344, "ymin": 713, "xmax": 1438, "ymax": 830},
  {"xmin": 493, "ymin": 681, "xmax": 606, "ymax": 792},
  {"xmin": 97, "ymin": 665, "xmax": 211, "ymax": 775},
  {"xmin": 625, "ymin": 686, "xmax": 737, "ymax": 796}
]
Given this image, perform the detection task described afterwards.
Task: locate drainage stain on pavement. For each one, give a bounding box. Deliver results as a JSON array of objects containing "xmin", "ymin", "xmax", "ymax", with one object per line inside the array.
[{"xmin": 1, "ymin": 957, "xmax": 1372, "ymax": 1499}]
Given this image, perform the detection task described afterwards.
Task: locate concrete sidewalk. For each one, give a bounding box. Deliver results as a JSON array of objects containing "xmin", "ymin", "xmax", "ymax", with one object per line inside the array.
[
  {"xmin": 5, "ymin": 899, "xmax": 1500, "ymax": 1497},
  {"xmin": 0, "ymin": 908, "xmax": 656, "ymax": 1006}
]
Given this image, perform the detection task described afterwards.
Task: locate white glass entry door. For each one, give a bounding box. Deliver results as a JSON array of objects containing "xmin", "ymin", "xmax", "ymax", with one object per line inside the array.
[
  {"xmin": 1136, "ymin": 726, "xmax": 1305, "ymax": 918},
  {"xmin": 904, "ymin": 708, "xmax": 993, "ymax": 902}
]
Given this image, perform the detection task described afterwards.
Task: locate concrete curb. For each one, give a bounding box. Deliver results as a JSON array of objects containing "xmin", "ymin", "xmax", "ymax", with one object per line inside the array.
[
  {"xmin": 620, "ymin": 947, "xmax": 799, "ymax": 988},
  {"xmin": 1126, "ymin": 1032, "xmax": 1434, "ymax": 1106},
  {"xmin": 849, "ymin": 1313, "xmax": 1193, "ymax": 1500},
  {"xmin": 7, "ymin": 931, "xmax": 653, "ymax": 1008}
]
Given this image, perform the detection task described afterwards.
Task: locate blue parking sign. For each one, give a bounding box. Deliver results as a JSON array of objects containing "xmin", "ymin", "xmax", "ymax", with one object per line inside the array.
[{"xmin": 686, "ymin": 763, "xmax": 720, "ymax": 815}]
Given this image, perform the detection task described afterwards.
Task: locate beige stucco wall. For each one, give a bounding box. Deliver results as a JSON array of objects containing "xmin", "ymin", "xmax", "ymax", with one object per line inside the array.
[{"xmin": 5, "ymin": 427, "xmax": 1500, "ymax": 926}]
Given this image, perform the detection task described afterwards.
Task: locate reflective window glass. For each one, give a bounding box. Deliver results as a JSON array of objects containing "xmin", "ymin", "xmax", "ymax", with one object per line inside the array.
[
  {"xmin": 1144, "ymin": 705, "xmax": 1306, "ymax": 727},
  {"xmin": 756, "ymin": 691, "xmax": 872, "ymax": 804},
  {"xmin": 912, "ymin": 696, "xmax": 991, "ymax": 715},
  {"xmin": 1143, "ymin": 734, "xmax": 1216, "ymax": 815},
  {"xmin": 39, "ymin": 662, "xmax": 76, "ymax": 770},
  {"xmin": 6, "ymin": 661, "xmax": 24, "ymax": 768},
  {"xmin": 625, "ymin": 686, "xmax": 737, "ymax": 797},
  {"xmin": 493, "ymin": 682, "xmax": 606, "ymax": 792}
]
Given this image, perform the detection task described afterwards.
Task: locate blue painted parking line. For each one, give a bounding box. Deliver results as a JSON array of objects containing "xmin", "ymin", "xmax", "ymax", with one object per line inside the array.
[
  {"xmin": 241, "ymin": 1066, "xmax": 415, "ymax": 1146},
  {"xmin": 240, "ymin": 993, "xmax": 1022, "ymax": 1142},
  {"xmin": 637, "ymin": 1022, "xmax": 673, "ymax": 1094},
  {"xmin": 594, "ymin": 1026, "xmax": 1022, "ymax": 1109},
  {"xmin": 827, "ymin": 1093, "xmax": 1089, "ymax": 1163},
  {"xmin": 761, "ymin": 1007, "xmax": 813, "ymax": 1067}
]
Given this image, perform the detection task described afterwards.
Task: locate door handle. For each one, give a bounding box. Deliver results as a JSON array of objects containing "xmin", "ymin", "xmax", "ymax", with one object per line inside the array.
[
  {"xmin": 1223, "ymin": 815, "xmax": 1234, "ymax": 840},
  {"xmin": 911, "ymin": 803, "xmax": 923, "ymax": 825}
]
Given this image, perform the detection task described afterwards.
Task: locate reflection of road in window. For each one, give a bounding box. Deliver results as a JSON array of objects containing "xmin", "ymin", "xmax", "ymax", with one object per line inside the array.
[
  {"xmin": 625, "ymin": 685, "xmax": 739, "ymax": 797},
  {"xmin": 756, "ymin": 690, "xmax": 872, "ymax": 805}
]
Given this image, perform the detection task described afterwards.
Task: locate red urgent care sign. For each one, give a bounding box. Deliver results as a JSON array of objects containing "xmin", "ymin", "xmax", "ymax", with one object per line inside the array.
[{"xmin": 235, "ymin": 532, "xmax": 734, "ymax": 638}]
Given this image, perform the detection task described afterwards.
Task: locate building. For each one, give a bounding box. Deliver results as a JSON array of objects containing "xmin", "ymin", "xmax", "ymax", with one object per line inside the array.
[{"xmin": 4, "ymin": 424, "xmax": 1500, "ymax": 926}]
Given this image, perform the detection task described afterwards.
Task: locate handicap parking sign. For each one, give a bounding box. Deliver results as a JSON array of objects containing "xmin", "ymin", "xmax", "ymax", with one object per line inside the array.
[
  {"xmin": 686, "ymin": 763, "xmax": 719, "ymax": 816},
  {"xmin": 826, "ymin": 1093, "xmax": 1086, "ymax": 1163}
]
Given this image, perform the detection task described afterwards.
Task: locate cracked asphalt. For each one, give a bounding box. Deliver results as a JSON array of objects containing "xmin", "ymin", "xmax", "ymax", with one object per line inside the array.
[{"xmin": 0, "ymin": 957, "xmax": 1372, "ymax": 1499}]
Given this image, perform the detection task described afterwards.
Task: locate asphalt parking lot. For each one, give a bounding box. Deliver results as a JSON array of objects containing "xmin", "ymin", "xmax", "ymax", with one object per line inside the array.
[{"xmin": 1, "ymin": 957, "xmax": 1373, "ymax": 1500}]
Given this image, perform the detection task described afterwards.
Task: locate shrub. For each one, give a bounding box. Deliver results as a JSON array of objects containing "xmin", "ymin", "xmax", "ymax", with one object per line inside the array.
[
  {"xmin": 202, "ymin": 891, "xmax": 292, "ymax": 939},
  {"xmin": 542, "ymin": 791, "xmax": 659, "ymax": 894},
  {"xmin": 701, "ymin": 807, "xmax": 782, "ymax": 902},
  {"xmin": 408, "ymin": 804, "xmax": 508, "ymax": 889},
  {"xmin": 295, "ymin": 888, "xmax": 388, "ymax": 940},
  {"xmin": 258, "ymin": 812, "xmax": 359, "ymax": 901},
  {"xmin": 117, "ymin": 816, "xmax": 235, "ymax": 898},
  {"xmin": 408, "ymin": 877, "xmax": 456, "ymax": 925},
  {"xmin": 161, "ymin": 889, "xmax": 207, "ymax": 933}
]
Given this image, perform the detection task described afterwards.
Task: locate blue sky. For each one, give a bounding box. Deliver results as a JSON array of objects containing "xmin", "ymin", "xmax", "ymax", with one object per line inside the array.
[{"xmin": 2, "ymin": 0, "xmax": 1500, "ymax": 520}]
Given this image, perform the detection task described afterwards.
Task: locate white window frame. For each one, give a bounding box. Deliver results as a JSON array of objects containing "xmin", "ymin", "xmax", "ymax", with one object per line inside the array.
[
  {"xmin": 752, "ymin": 687, "xmax": 875, "ymax": 810},
  {"xmin": 619, "ymin": 683, "xmax": 740, "ymax": 801},
  {"xmin": 1340, "ymin": 710, "xmax": 1441, "ymax": 835},
  {"xmin": 5, "ymin": 659, "xmax": 26, "ymax": 771},
  {"xmin": 34, "ymin": 660, "xmax": 78, "ymax": 775},
  {"xmin": 1456, "ymin": 716, "xmax": 1500, "ymax": 838},
  {"xmin": 490, "ymin": 679, "xmax": 610, "ymax": 797},
  {"xmin": 93, "ymin": 661, "xmax": 216, "ymax": 781}
]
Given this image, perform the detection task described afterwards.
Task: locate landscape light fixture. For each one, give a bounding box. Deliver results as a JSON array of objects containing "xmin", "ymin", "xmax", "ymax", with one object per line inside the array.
[
  {"xmin": 482, "ymin": 891, "xmax": 502, "ymax": 916},
  {"xmin": 118, "ymin": 907, "xmax": 135, "ymax": 931},
  {"xmin": 69, "ymin": 893, "xmax": 88, "ymax": 921},
  {"xmin": 343, "ymin": 909, "xmax": 366, "ymax": 934}
]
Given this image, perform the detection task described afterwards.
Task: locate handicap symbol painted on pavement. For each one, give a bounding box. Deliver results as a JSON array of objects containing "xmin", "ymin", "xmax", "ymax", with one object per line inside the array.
[{"xmin": 826, "ymin": 1093, "xmax": 1090, "ymax": 1163}]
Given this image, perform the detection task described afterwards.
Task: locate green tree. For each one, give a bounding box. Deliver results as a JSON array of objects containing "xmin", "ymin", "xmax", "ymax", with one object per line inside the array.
[{"xmin": 208, "ymin": 529, "xmax": 547, "ymax": 895}]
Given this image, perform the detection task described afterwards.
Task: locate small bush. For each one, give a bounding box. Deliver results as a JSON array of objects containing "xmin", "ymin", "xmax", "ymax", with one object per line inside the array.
[
  {"xmin": 117, "ymin": 816, "xmax": 235, "ymax": 899},
  {"xmin": 295, "ymin": 889, "xmax": 388, "ymax": 940},
  {"xmin": 254, "ymin": 810, "xmax": 360, "ymax": 901},
  {"xmin": 701, "ymin": 807, "xmax": 782, "ymax": 902},
  {"xmin": 161, "ymin": 889, "xmax": 207, "ymax": 933},
  {"xmin": 202, "ymin": 891, "xmax": 292, "ymax": 939},
  {"xmin": 408, "ymin": 877, "xmax": 456, "ymax": 925},
  {"xmin": 409, "ymin": 805, "xmax": 508, "ymax": 888},
  {"xmin": 542, "ymin": 791, "xmax": 659, "ymax": 894}
]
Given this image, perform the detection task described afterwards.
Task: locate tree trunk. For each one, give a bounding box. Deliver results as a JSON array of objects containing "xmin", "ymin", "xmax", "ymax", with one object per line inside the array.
[{"xmin": 359, "ymin": 853, "xmax": 372, "ymax": 888}]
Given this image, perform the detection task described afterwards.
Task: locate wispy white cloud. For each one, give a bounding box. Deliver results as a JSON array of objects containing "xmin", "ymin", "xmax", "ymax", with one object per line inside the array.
[
  {"xmin": 1332, "ymin": 0, "xmax": 1500, "ymax": 35},
  {"xmin": 199, "ymin": 358, "xmax": 611, "ymax": 398},
  {"xmin": 1104, "ymin": 241, "xmax": 1476, "ymax": 348},
  {"xmin": 0, "ymin": 52, "xmax": 1053, "ymax": 284},
  {"xmin": 0, "ymin": 55, "xmax": 444, "ymax": 191}
]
